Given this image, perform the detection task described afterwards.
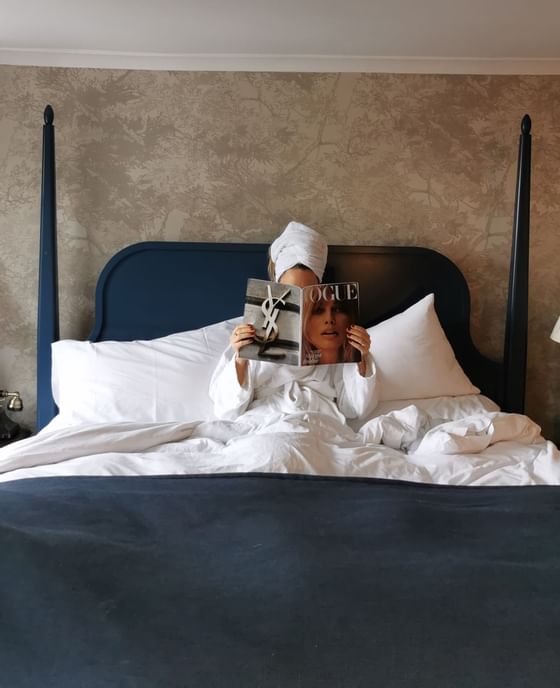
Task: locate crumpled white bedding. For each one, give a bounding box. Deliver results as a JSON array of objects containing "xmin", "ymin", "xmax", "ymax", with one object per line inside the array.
[{"xmin": 1, "ymin": 402, "xmax": 559, "ymax": 485}]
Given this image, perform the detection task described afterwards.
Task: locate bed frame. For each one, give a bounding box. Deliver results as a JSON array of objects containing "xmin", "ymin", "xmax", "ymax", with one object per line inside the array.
[{"xmin": 36, "ymin": 107, "xmax": 531, "ymax": 431}]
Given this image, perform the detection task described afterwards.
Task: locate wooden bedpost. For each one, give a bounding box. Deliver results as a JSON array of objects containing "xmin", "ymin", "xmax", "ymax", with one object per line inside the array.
[
  {"xmin": 502, "ymin": 114, "xmax": 531, "ymax": 413},
  {"xmin": 36, "ymin": 105, "xmax": 59, "ymax": 430}
]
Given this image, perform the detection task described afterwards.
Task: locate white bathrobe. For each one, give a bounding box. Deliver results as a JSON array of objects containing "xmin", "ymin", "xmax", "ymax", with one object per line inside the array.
[{"xmin": 209, "ymin": 349, "xmax": 379, "ymax": 424}]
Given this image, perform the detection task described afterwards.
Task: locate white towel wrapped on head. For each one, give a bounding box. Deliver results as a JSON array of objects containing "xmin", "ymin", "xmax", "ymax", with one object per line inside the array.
[{"xmin": 270, "ymin": 221, "xmax": 328, "ymax": 281}]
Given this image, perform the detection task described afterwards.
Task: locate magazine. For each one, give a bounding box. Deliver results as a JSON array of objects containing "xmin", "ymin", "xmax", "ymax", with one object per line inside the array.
[{"xmin": 239, "ymin": 279, "xmax": 360, "ymax": 366}]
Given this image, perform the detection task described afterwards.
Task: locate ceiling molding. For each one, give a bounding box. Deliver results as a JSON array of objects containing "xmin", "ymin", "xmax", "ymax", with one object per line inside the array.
[{"xmin": 2, "ymin": 49, "xmax": 560, "ymax": 75}]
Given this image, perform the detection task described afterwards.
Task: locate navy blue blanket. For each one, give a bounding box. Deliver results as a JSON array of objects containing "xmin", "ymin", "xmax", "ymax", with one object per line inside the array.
[{"xmin": 1, "ymin": 473, "xmax": 559, "ymax": 687}]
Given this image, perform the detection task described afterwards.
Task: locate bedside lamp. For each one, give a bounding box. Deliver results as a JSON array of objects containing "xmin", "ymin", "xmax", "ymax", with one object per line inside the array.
[
  {"xmin": 0, "ymin": 390, "xmax": 24, "ymax": 440},
  {"xmin": 551, "ymin": 317, "xmax": 560, "ymax": 344}
]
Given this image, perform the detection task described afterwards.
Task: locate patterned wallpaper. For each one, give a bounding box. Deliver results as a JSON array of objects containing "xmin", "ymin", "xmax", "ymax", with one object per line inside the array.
[{"xmin": 1, "ymin": 66, "xmax": 560, "ymax": 440}]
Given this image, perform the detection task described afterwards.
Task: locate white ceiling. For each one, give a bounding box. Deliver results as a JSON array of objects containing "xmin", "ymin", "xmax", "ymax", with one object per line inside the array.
[{"xmin": 2, "ymin": 0, "xmax": 560, "ymax": 73}]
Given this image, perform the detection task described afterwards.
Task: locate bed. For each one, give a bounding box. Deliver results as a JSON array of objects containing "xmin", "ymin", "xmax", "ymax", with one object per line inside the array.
[{"xmin": 2, "ymin": 109, "xmax": 560, "ymax": 688}]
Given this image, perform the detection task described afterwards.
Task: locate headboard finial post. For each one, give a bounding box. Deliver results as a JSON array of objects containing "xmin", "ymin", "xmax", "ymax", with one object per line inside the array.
[
  {"xmin": 44, "ymin": 105, "xmax": 54, "ymax": 125},
  {"xmin": 503, "ymin": 115, "xmax": 531, "ymax": 413},
  {"xmin": 37, "ymin": 105, "xmax": 59, "ymax": 430}
]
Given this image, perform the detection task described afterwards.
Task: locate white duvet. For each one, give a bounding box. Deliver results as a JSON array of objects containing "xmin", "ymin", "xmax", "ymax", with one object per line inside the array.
[{"xmin": 1, "ymin": 396, "xmax": 559, "ymax": 486}]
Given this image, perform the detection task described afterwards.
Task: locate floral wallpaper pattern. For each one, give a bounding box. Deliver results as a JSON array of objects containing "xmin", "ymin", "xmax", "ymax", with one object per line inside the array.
[{"xmin": 1, "ymin": 66, "xmax": 559, "ymax": 440}]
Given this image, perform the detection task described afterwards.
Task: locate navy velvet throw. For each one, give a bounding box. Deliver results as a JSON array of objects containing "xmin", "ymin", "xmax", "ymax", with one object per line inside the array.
[{"xmin": 1, "ymin": 473, "xmax": 559, "ymax": 687}]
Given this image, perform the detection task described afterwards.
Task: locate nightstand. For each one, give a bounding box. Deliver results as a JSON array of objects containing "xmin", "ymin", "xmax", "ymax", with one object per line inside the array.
[
  {"xmin": 0, "ymin": 426, "xmax": 31, "ymax": 448},
  {"xmin": 0, "ymin": 390, "xmax": 29, "ymax": 447}
]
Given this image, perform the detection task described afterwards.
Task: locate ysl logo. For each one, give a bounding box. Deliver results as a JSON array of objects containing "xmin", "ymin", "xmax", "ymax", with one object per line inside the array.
[{"xmin": 254, "ymin": 286, "xmax": 291, "ymax": 343}]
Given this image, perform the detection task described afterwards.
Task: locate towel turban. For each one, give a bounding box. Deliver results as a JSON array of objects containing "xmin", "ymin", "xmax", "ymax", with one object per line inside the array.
[{"xmin": 270, "ymin": 221, "xmax": 328, "ymax": 282}]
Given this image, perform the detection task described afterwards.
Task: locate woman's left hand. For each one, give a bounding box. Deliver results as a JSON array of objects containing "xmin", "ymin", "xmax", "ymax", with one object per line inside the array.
[
  {"xmin": 346, "ymin": 325, "xmax": 371, "ymax": 358},
  {"xmin": 347, "ymin": 325, "xmax": 371, "ymax": 377}
]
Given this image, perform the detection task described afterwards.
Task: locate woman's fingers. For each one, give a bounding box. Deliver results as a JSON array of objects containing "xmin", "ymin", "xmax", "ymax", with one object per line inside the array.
[
  {"xmin": 230, "ymin": 324, "xmax": 256, "ymax": 351},
  {"xmin": 346, "ymin": 325, "xmax": 371, "ymax": 354}
]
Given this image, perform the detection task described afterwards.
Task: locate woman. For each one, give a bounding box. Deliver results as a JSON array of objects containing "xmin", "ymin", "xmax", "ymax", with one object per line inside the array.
[{"xmin": 209, "ymin": 221, "xmax": 378, "ymax": 423}]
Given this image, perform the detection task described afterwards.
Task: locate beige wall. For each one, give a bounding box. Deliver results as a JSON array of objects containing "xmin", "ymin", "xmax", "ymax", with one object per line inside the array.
[{"xmin": 1, "ymin": 66, "xmax": 560, "ymax": 439}]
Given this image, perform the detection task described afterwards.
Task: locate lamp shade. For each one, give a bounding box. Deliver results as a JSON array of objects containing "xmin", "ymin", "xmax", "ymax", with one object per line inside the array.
[{"xmin": 551, "ymin": 316, "xmax": 560, "ymax": 343}]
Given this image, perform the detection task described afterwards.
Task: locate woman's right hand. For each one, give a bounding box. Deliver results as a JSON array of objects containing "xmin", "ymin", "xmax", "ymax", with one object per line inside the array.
[
  {"xmin": 230, "ymin": 324, "xmax": 255, "ymax": 354},
  {"xmin": 231, "ymin": 325, "xmax": 255, "ymax": 386}
]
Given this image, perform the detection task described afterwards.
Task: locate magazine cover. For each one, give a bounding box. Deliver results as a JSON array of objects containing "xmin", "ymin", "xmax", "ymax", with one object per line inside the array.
[{"xmin": 239, "ymin": 279, "xmax": 360, "ymax": 366}]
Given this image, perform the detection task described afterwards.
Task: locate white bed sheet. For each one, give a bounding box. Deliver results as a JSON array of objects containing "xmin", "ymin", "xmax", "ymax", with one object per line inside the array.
[{"xmin": 1, "ymin": 398, "xmax": 559, "ymax": 486}]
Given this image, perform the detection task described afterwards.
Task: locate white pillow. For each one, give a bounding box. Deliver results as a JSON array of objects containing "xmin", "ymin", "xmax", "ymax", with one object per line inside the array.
[
  {"xmin": 48, "ymin": 318, "xmax": 240, "ymax": 430},
  {"xmin": 367, "ymin": 294, "xmax": 480, "ymax": 401}
]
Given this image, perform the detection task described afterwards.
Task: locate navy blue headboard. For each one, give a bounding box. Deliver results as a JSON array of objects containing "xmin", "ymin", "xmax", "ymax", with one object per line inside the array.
[
  {"xmin": 86, "ymin": 240, "xmax": 501, "ymax": 404},
  {"xmin": 36, "ymin": 108, "xmax": 531, "ymax": 431},
  {"xmin": 89, "ymin": 242, "xmax": 270, "ymax": 341}
]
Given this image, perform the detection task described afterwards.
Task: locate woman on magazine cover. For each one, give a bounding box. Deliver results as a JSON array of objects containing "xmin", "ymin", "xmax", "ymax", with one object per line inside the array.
[
  {"xmin": 301, "ymin": 284, "xmax": 361, "ymax": 366},
  {"xmin": 209, "ymin": 222, "xmax": 378, "ymax": 423}
]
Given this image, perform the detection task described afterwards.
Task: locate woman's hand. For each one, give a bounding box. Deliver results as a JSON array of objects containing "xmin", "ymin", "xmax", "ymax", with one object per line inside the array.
[
  {"xmin": 231, "ymin": 324, "xmax": 255, "ymax": 386},
  {"xmin": 231, "ymin": 324, "xmax": 255, "ymax": 354},
  {"xmin": 346, "ymin": 325, "xmax": 371, "ymax": 377},
  {"xmin": 347, "ymin": 325, "xmax": 370, "ymax": 357}
]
